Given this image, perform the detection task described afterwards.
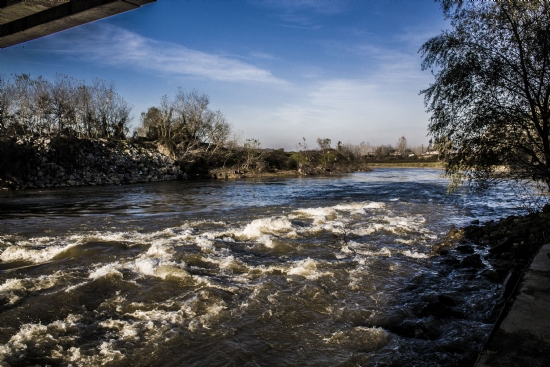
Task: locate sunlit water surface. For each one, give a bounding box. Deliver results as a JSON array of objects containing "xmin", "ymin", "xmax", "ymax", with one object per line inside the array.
[{"xmin": 0, "ymin": 169, "xmax": 534, "ymax": 366}]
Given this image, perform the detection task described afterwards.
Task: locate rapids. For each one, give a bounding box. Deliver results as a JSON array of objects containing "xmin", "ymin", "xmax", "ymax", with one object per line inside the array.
[{"xmin": 0, "ymin": 169, "xmax": 534, "ymax": 366}]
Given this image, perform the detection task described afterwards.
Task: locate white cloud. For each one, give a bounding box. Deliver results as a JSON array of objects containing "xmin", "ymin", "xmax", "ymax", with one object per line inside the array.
[
  {"xmin": 49, "ymin": 24, "xmax": 286, "ymax": 84},
  {"xmin": 257, "ymin": 0, "xmax": 348, "ymax": 29},
  {"xmin": 247, "ymin": 76, "xmax": 430, "ymax": 149},
  {"xmin": 249, "ymin": 52, "xmax": 278, "ymax": 60},
  {"xmin": 260, "ymin": 0, "xmax": 348, "ymax": 15},
  {"xmin": 222, "ymin": 34, "xmax": 435, "ymax": 149}
]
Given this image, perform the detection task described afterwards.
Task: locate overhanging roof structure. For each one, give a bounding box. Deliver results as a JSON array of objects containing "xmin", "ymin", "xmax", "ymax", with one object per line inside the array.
[{"xmin": 0, "ymin": 0, "xmax": 156, "ymax": 49}]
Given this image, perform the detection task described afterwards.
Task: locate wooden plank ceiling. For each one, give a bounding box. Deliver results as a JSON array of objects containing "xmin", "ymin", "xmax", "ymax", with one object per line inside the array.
[{"xmin": 0, "ymin": 0, "xmax": 156, "ymax": 48}]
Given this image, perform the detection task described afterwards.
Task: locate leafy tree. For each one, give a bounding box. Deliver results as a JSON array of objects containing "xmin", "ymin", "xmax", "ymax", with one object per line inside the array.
[
  {"xmin": 317, "ymin": 137, "xmax": 331, "ymax": 151},
  {"xmin": 375, "ymin": 145, "xmax": 392, "ymax": 158},
  {"xmin": 421, "ymin": 0, "xmax": 550, "ymax": 192},
  {"xmin": 317, "ymin": 137, "xmax": 332, "ymax": 168}
]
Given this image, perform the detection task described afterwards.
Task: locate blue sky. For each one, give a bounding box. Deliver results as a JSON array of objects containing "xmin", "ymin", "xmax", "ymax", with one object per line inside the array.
[{"xmin": 1, "ymin": 0, "xmax": 447, "ymax": 150}]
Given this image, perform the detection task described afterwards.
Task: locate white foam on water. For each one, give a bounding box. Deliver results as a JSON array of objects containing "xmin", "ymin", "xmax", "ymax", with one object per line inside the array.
[
  {"xmin": 93, "ymin": 341, "xmax": 125, "ymax": 365},
  {"xmin": 98, "ymin": 310, "xmax": 183, "ymax": 345},
  {"xmin": 347, "ymin": 265, "xmax": 371, "ymax": 290},
  {"xmin": 351, "ymin": 226, "xmax": 378, "ymax": 236},
  {"xmin": 144, "ymin": 241, "xmax": 175, "ymax": 259},
  {"xmin": 294, "ymin": 206, "xmax": 335, "ymax": 217},
  {"xmin": 215, "ymin": 255, "xmax": 249, "ymax": 274},
  {"xmin": 155, "ymin": 265, "xmax": 192, "ymax": 280},
  {"xmin": 131, "ymin": 257, "xmax": 189, "ymax": 280},
  {"xmin": 0, "ymin": 314, "xmax": 85, "ymax": 365},
  {"xmin": 239, "ymin": 217, "xmax": 295, "ymax": 239},
  {"xmin": 323, "ymin": 326, "xmax": 388, "ymax": 349},
  {"xmin": 382, "ymin": 215, "xmax": 426, "ymax": 232},
  {"xmin": 89, "ymin": 262, "xmax": 123, "ymax": 280},
  {"xmin": 133, "ymin": 257, "xmax": 159, "ymax": 277},
  {"xmin": 333, "ymin": 202, "xmax": 383, "ymax": 214},
  {"xmin": 0, "ymin": 241, "xmax": 77, "ymax": 263},
  {"xmin": 319, "ymin": 221, "xmax": 346, "ymax": 234},
  {"xmin": 0, "ymin": 275, "xmax": 56, "ymax": 292},
  {"xmin": 401, "ymin": 250, "xmax": 429, "ymax": 259},
  {"xmin": 64, "ymin": 281, "xmax": 90, "ymax": 293},
  {"xmin": 364, "ymin": 202, "xmax": 386, "ymax": 209},
  {"xmin": 356, "ymin": 247, "xmax": 392, "ymax": 257},
  {"xmin": 0, "ymin": 274, "xmax": 61, "ymax": 305},
  {"xmin": 195, "ymin": 237, "xmax": 216, "ymax": 253},
  {"xmin": 286, "ymin": 258, "xmax": 333, "ymax": 280}
]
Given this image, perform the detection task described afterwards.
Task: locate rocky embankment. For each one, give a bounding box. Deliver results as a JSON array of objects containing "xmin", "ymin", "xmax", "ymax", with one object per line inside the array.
[
  {"xmin": 369, "ymin": 206, "xmax": 550, "ymax": 366},
  {"xmin": 434, "ymin": 205, "xmax": 550, "ymax": 282},
  {"xmin": 0, "ymin": 137, "xmax": 371, "ymax": 190},
  {"xmin": 0, "ymin": 138, "xmax": 184, "ymax": 190}
]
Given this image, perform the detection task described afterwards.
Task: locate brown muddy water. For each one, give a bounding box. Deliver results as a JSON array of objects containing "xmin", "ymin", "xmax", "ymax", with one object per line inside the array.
[{"xmin": 0, "ymin": 169, "xmax": 536, "ymax": 366}]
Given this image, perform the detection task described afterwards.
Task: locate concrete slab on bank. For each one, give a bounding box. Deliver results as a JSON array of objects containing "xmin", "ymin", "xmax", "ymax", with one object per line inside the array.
[{"xmin": 475, "ymin": 243, "xmax": 550, "ymax": 367}]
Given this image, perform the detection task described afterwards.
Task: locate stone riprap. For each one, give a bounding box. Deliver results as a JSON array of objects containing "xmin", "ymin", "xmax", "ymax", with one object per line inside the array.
[{"xmin": 0, "ymin": 138, "xmax": 184, "ymax": 190}]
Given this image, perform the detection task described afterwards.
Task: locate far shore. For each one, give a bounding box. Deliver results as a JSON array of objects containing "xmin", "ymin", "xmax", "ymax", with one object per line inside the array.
[{"xmin": 367, "ymin": 162, "xmax": 443, "ymax": 168}]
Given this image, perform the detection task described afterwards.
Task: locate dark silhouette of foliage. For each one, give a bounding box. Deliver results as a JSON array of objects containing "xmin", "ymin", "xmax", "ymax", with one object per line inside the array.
[{"xmin": 421, "ymin": 0, "xmax": 550, "ymax": 192}]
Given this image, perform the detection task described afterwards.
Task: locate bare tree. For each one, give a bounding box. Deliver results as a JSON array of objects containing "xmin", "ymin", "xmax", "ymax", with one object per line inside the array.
[
  {"xmin": 395, "ymin": 136, "xmax": 408, "ymax": 156},
  {"xmin": 204, "ymin": 110, "xmax": 231, "ymax": 155},
  {"xmin": 241, "ymin": 138, "xmax": 262, "ymax": 172},
  {"xmin": 50, "ymin": 74, "xmax": 78, "ymax": 136},
  {"xmin": 137, "ymin": 89, "xmax": 232, "ymax": 160},
  {"xmin": 297, "ymin": 137, "xmax": 312, "ymax": 161},
  {"xmin": 0, "ymin": 76, "xmax": 11, "ymax": 134}
]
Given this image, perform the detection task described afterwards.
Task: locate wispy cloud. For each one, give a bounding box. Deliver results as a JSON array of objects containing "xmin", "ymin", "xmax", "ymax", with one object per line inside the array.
[
  {"xmin": 262, "ymin": 76, "xmax": 430, "ymax": 148},
  {"xmin": 249, "ymin": 52, "xmax": 278, "ymax": 60},
  {"xmin": 257, "ymin": 0, "xmax": 348, "ymax": 30},
  {"xmin": 262, "ymin": 1, "xmax": 348, "ymax": 15},
  {"xmin": 47, "ymin": 24, "xmax": 286, "ymax": 84},
  {"xmin": 21, "ymin": 61, "xmax": 65, "ymax": 67}
]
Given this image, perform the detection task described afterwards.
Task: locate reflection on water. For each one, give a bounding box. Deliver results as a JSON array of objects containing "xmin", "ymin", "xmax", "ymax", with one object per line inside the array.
[{"xmin": 0, "ymin": 169, "xmax": 534, "ymax": 366}]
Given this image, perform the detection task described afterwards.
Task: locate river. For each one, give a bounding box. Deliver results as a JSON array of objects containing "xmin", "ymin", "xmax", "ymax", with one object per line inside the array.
[{"xmin": 0, "ymin": 169, "xmax": 533, "ymax": 366}]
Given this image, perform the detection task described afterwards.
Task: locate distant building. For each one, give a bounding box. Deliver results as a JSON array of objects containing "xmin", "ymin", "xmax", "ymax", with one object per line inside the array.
[{"xmin": 423, "ymin": 150, "xmax": 439, "ymax": 156}]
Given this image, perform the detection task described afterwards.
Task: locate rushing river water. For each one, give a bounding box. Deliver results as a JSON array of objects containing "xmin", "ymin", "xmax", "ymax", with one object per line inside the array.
[{"xmin": 0, "ymin": 169, "xmax": 534, "ymax": 366}]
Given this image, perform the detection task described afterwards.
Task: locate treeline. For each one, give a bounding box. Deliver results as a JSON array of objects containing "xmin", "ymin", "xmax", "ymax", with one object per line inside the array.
[
  {"xmin": 300, "ymin": 136, "xmax": 437, "ymax": 161},
  {"xmin": 0, "ymin": 73, "xmax": 372, "ymax": 184},
  {"xmin": 351, "ymin": 136, "xmax": 437, "ymax": 159},
  {"xmin": 0, "ymin": 74, "xmax": 132, "ymax": 139}
]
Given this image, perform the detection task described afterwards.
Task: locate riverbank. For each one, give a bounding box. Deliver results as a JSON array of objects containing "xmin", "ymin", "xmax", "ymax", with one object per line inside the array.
[
  {"xmin": 0, "ymin": 137, "xmax": 183, "ymax": 190},
  {"xmin": 438, "ymin": 206, "xmax": 550, "ymax": 365},
  {"xmin": 0, "ymin": 137, "xmax": 370, "ymax": 190},
  {"xmin": 368, "ymin": 162, "xmax": 442, "ymax": 168}
]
